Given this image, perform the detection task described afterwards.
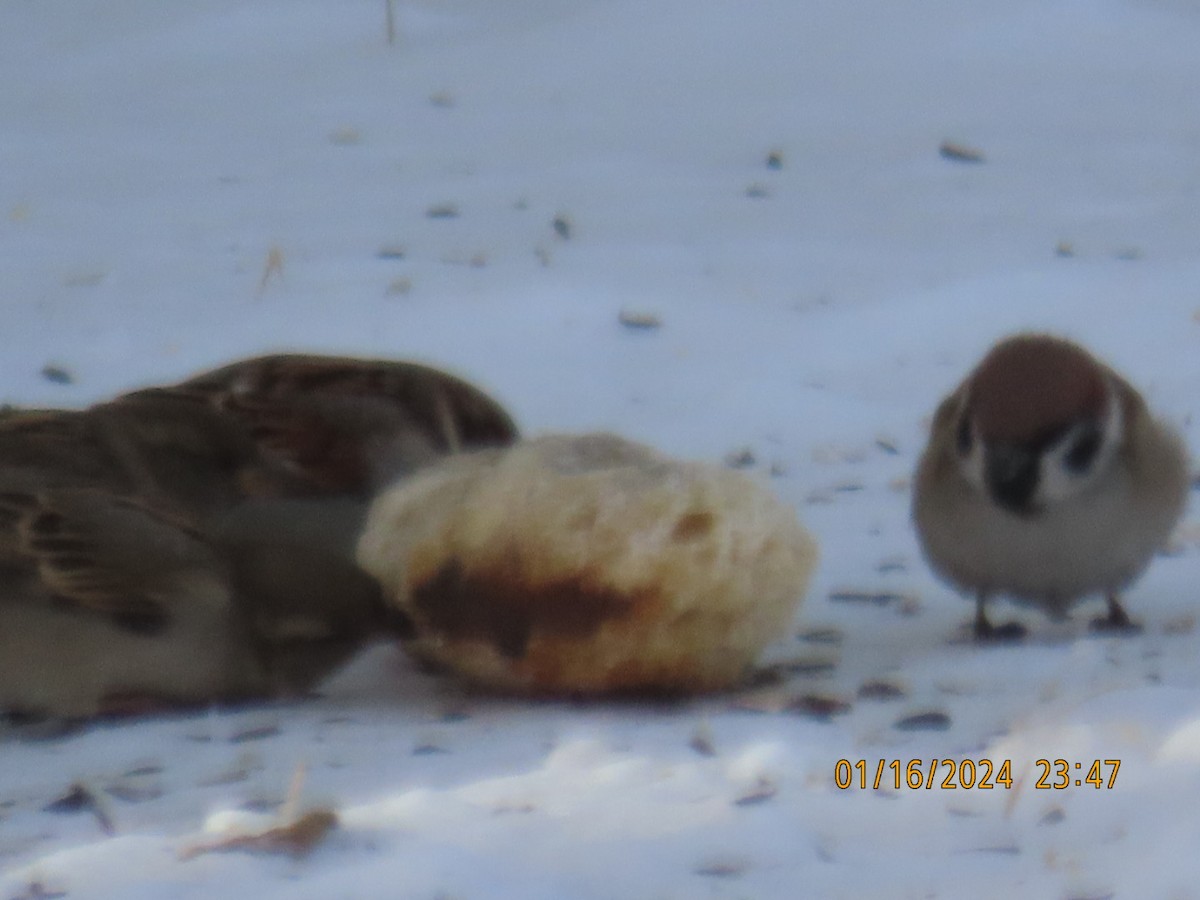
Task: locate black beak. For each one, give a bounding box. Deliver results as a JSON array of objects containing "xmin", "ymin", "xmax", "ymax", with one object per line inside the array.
[{"xmin": 984, "ymin": 443, "xmax": 1039, "ymax": 514}]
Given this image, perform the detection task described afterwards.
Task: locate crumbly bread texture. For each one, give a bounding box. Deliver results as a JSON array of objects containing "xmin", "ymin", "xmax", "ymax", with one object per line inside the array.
[{"xmin": 356, "ymin": 433, "xmax": 818, "ymax": 694}]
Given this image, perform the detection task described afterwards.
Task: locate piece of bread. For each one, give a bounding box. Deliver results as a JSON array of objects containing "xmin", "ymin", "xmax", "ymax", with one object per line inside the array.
[{"xmin": 357, "ymin": 433, "xmax": 818, "ymax": 694}]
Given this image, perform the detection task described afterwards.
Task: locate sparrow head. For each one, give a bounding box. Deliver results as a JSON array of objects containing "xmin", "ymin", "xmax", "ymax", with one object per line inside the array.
[{"xmin": 952, "ymin": 335, "xmax": 1125, "ymax": 516}]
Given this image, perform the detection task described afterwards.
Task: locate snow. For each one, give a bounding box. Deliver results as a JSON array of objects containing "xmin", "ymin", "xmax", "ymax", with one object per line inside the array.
[{"xmin": 2, "ymin": 0, "xmax": 1200, "ymax": 896}]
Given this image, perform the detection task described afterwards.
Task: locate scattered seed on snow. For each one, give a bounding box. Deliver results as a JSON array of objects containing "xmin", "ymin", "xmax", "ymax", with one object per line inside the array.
[
  {"xmin": 780, "ymin": 659, "xmax": 838, "ymax": 677},
  {"xmin": 734, "ymin": 776, "xmax": 778, "ymax": 806},
  {"xmin": 694, "ymin": 857, "xmax": 751, "ymax": 878},
  {"xmin": 122, "ymin": 764, "xmax": 163, "ymax": 777},
  {"xmin": 689, "ymin": 722, "xmax": 717, "ymax": 757},
  {"xmin": 40, "ymin": 364, "xmax": 74, "ymax": 385},
  {"xmin": 786, "ymin": 693, "xmax": 852, "ymax": 720},
  {"xmin": 946, "ymin": 807, "xmax": 984, "ymax": 819},
  {"xmin": 897, "ymin": 595, "xmax": 923, "ymax": 616},
  {"xmin": 229, "ymin": 724, "xmax": 281, "ymax": 744},
  {"xmin": 413, "ymin": 741, "xmax": 450, "ymax": 756},
  {"xmin": 797, "ymin": 627, "xmax": 843, "ymax": 645},
  {"xmin": 386, "ymin": 277, "xmax": 413, "ymax": 296},
  {"xmin": 1163, "ymin": 615, "xmax": 1196, "ymax": 635},
  {"xmin": 63, "ymin": 269, "xmax": 106, "ymax": 288},
  {"xmin": 939, "ymin": 140, "xmax": 985, "ymax": 162},
  {"xmin": 618, "ymin": 309, "xmax": 662, "ymax": 330},
  {"xmin": 1039, "ymin": 807, "xmax": 1066, "ymax": 826},
  {"xmin": 724, "ymin": 447, "xmax": 756, "ymax": 469},
  {"xmin": 328, "ymin": 127, "xmax": 362, "ymax": 145},
  {"xmin": 857, "ymin": 680, "xmax": 906, "ymax": 701},
  {"xmin": 828, "ymin": 589, "xmax": 911, "ymax": 606},
  {"xmin": 893, "ymin": 711, "xmax": 952, "ymax": 732},
  {"xmin": 440, "ymin": 707, "xmax": 472, "ymax": 723}
]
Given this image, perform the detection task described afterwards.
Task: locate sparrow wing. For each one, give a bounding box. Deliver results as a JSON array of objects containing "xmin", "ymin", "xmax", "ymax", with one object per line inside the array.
[
  {"xmin": 159, "ymin": 355, "xmax": 519, "ymax": 493},
  {"xmin": 0, "ymin": 409, "xmax": 133, "ymax": 488},
  {"xmin": 0, "ymin": 488, "xmax": 227, "ymax": 635}
]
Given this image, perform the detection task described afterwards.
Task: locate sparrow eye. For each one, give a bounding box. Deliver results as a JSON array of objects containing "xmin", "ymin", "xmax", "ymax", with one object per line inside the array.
[
  {"xmin": 955, "ymin": 415, "xmax": 973, "ymax": 457},
  {"xmin": 1063, "ymin": 424, "xmax": 1101, "ymax": 474}
]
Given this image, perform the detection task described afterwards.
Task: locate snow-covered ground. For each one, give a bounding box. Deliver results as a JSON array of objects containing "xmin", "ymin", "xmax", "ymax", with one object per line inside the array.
[{"xmin": 3, "ymin": 0, "xmax": 1200, "ymax": 896}]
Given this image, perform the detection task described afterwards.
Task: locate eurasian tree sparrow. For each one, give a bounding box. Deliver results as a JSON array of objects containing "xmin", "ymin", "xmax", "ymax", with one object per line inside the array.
[
  {"xmin": 0, "ymin": 354, "xmax": 515, "ymax": 717},
  {"xmin": 913, "ymin": 334, "xmax": 1191, "ymax": 639}
]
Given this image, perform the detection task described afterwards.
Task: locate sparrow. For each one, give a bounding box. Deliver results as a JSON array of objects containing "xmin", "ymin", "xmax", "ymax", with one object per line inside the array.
[
  {"xmin": 912, "ymin": 333, "xmax": 1191, "ymax": 639},
  {"xmin": 0, "ymin": 354, "xmax": 515, "ymax": 718}
]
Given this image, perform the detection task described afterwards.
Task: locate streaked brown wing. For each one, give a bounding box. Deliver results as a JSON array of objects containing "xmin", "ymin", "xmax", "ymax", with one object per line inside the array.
[
  {"xmin": 88, "ymin": 391, "xmax": 311, "ymax": 512},
  {"xmin": 0, "ymin": 409, "xmax": 131, "ymax": 488},
  {"xmin": 0, "ymin": 489, "xmax": 221, "ymax": 634},
  {"xmin": 153, "ymin": 354, "xmax": 519, "ymax": 493}
]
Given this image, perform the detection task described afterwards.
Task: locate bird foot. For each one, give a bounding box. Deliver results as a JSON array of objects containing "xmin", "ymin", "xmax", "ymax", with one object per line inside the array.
[
  {"xmin": 1089, "ymin": 596, "xmax": 1142, "ymax": 635},
  {"xmin": 973, "ymin": 619, "xmax": 1027, "ymax": 642},
  {"xmin": 1089, "ymin": 613, "xmax": 1142, "ymax": 635}
]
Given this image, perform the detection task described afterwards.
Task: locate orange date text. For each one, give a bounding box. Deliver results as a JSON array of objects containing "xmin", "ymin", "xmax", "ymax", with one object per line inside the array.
[{"xmin": 834, "ymin": 758, "xmax": 1013, "ymax": 790}]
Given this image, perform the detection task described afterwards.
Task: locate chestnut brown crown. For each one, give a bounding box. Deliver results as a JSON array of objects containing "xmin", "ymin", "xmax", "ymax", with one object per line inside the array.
[{"xmin": 953, "ymin": 335, "xmax": 1125, "ymax": 515}]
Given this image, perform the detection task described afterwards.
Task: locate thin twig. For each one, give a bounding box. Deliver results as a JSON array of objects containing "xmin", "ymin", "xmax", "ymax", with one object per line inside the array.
[{"xmin": 385, "ymin": 0, "xmax": 397, "ymax": 45}]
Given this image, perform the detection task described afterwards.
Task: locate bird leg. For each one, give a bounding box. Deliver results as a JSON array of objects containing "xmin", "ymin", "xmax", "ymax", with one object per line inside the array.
[
  {"xmin": 973, "ymin": 593, "xmax": 1026, "ymax": 641},
  {"xmin": 1089, "ymin": 593, "xmax": 1142, "ymax": 634}
]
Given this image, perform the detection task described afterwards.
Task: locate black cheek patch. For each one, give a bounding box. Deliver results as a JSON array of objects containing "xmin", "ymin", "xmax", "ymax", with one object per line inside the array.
[
  {"xmin": 984, "ymin": 445, "xmax": 1040, "ymax": 515},
  {"xmin": 1063, "ymin": 423, "xmax": 1102, "ymax": 474}
]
